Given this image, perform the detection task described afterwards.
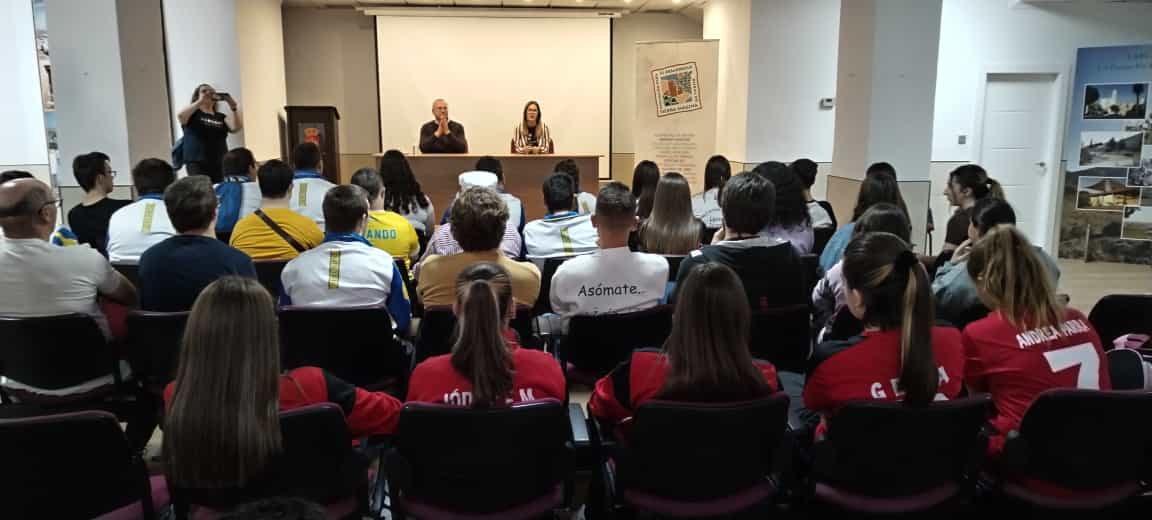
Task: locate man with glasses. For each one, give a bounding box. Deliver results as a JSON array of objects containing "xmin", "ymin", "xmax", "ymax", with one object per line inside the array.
[
  {"xmin": 0, "ymin": 178, "xmax": 137, "ymax": 341},
  {"xmin": 67, "ymin": 152, "xmax": 131, "ymax": 257}
]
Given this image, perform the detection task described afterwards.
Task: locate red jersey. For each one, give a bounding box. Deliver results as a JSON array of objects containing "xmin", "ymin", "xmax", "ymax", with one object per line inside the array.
[
  {"xmin": 962, "ymin": 308, "xmax": 1110, "ymax": 455},
  {"xmin": 406, "ymin": 344, "xmax": 565, "ymax": 405},
  {"xmin": 588, "ymin": 349, "xmax": 780, "ymax": 425},
  {"xmin": 804, "ymin": 327, "xmax": 966, "ymax": 418},
  {"xmin": 164, "ymin": 366, "xmax": 401, "ymax": 438}
]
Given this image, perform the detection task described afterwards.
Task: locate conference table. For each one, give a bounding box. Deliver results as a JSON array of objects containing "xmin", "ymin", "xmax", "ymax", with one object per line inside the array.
[{"xmin": 392, "ymin": 154, "xmax": 601, "ymax": 223}]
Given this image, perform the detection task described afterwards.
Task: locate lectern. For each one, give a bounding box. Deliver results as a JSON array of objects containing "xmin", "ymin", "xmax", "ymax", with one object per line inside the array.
[{"xmin": 285, "ymin": 106, "xmax": 341, "ymax": 184}]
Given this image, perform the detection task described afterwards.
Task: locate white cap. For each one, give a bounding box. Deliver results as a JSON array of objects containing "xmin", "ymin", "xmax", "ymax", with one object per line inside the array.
[{"xmin": 458, "ymin": 170, "xmax": 498, "ymax": 190}]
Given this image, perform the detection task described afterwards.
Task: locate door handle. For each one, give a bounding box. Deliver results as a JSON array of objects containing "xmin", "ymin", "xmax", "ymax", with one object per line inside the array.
[{"xmin": 1035, "ymin": 161, "xmax": 1046, "ymax": 168}]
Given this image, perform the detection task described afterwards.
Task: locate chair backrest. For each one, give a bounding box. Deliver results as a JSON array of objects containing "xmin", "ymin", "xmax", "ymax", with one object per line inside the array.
[
  {"xmin": 702, "ymin": 227, "xmax": 720, "ymax": 245},
  {"xmin": 254, "ymin": 260, "xmax": 288, "ymax": 297},
  {"xmin": 0, "ymin": 314, "xmax": 116, "ymax": 390},
  {"xmin": 1003, "ymin": 389, "xmax": 1152, "ymax": 490},
  {"xmin": 391, "ymin": 399, "xmax": 569, "ymax": 513},
  {"xmin": 563, "ymin": 305, "xmax": 673, "ymax": 376},
  {"xmin": 813, "ymin": 226, "xmax": 835, "ymax": 256},
  {"xmin": 749, "ymin": 305, "xmax": 813, "ymax": 373},
  {"xmin": 1107, "ymin": 349, "xmax": 1149, "ymax": 390},
  {"xmin": 621, "ymin": 395, "xmax": 790, "ymax": 501},
  {"xmin": 279, "ymin": 305, "xmax": 407, "ymax": 387},
  {"xmin": 414, "ymin": 306, "xmax": 458, "ymax": 364},
  {"xmin": 1089, "ymin": 294, "xmax": 1152, "ymax": 348},
  {"xmin": 813, "ymin": 396, "xmax": 991, "ymax": 497},
  {"xmin": 0, "ymin": 410, "xmax": 152, "ymax": 518},
  {"xmin": 510, "ymin": 305, "xmax": 542, "ymax": 349},
  {"xmin": 534, "ymin": 256, "xmax": 575, "ymax": 316},
  {"xmin": 125, "ymin": 310, "xmax": 190, "ymax": 392},
  {"xmin": 113, "ymin": 263, "xmax": 141, "ymax": 288},
  {"xmin": 394, "ymin": 258, "xmax": 423, "ymax": 318},
  {"xmin": 663, "ymin": 255, "xmax": 685, "ymax": 282}
]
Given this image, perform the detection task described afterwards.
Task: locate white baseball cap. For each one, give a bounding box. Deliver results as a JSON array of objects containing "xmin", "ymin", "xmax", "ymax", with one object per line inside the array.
[{"xmin": 458, "ymin": 170, "xmax": 498, "ymax": 190}]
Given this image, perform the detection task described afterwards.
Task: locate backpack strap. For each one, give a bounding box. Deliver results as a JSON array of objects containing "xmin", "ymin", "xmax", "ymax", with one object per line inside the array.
[{"xmin": 254, "ymin": 209, "xmax": 307, "ymax": 253}]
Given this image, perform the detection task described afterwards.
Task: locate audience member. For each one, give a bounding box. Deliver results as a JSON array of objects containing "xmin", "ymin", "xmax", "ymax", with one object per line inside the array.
[
  {"xmin": 220, "ymin": 498, "xmax": 326, "ymax": 520},
  {"xmin": 289, "ymin": 142, "xmax": 335, "ymax": 229},
  {"xmin": 818, "ymin": 171, "xmax": 908, "ymax": 271},
  {"xmin": 675, "ymin": 173, "xmax": 805, "ymax": 311},
  {"xmin": 753, "ymin": 161, "xmax": 815, "ymax": 255},
  {"xmin": 230, "ymin": 160, "xmax": 324, "ymax": 260},
  {"xmin": 350, "ymin": 167, "xmax": 420, "ymax": 266},
  {"xmin": 1, "ymin": 170, "xmax": 80, "ymax": 247},
  {"xmin": 281, "ymin": 185, "xmax": 411, "ymax": 333},
  {"xmin": 691, "ymin": 155, "xmax": 730, "ymax": 229},
  {"xmin": 805, "ymin": 232, "xmax": 965, "ymax": 435},
  {"xmin": 417, "ymin": 170, "xmax": 523, "ymax": 272},
  {"xmin": 523, "ymin": 173, "xmax": 598, "ymax": 259},
  {"xmin": 550, "ymin": 182, "xmax": 667, "ymax": 326},
  {"xmin": 164, "ymin": 277, "xmax": 400, "ymax": 496},
  {"xmin": 475, "ymin": 156, "xmax": 526, "ymax": 231},
  {"xmin": 107, "ymin": 158, "xmax": 178, "ymax": 263},
  {"xmin": 0, "ymin": 170, "xmax": 33, "ymax": 184},
  {"xmin": 138, "ymin": 176, "xmax": 255, "ymax": 311},
  {"xmin": 589, "ymin": 262, "xmax": 778, "ymax": 427},
  {"xmin": 213, "ymin": 147, "xmax": 261, "ymax": 239},
  {"xmin": 636, "ymin": 172, "xmax": 703, "ymax": 255},
  {"xmin": 407, "ymin": 262, "xmax": 564, "ymax": 405},
  {"xmin": 67, "ymin": 152, "xmax": 130, "ymax": 256},
  {"xmin": 555, "ymin": 158, "xmax": 596, "ymax": 215},
  {"xmin": 631, "ymin": 160, "xmax": 660, "ymax": 219},
  {"xmin": 942, "ymin": 164, "xmax": 1004, "ymax": 252},
  {"xmin": 418, "ymin": 187, "xmax": 541, "ymax": 307},
  {"xmin": 791, "ymin": 158, "xmax": 836, "ymax": 230},
  {"xmin": 379, "ymin": 149, "xmax": 435, "ymax": 236}
]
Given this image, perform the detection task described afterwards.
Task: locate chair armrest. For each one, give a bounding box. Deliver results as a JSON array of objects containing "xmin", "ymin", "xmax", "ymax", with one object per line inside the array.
[{"xmin": 568, "ymin": 403, "xmax": 590, "ymax": 447}]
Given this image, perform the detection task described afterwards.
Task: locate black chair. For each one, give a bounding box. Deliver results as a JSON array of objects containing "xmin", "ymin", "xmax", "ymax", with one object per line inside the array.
[
  {"xmin": 663, "ymin": 255, "xmax": 686, "ymax": 282},
  {"xmin": 813, "ymin": 226, "xmax": 835, "ymax": 257},
  {"xmin": 393, "ymin": 258, "xmax": 422, "ymax": 319},
  {"xmin": 702, "ymin": 227, "xmax": 720, "ymax": 245},
  {"xmin": 825, "ymin": 306, "xmax": 864, "ymax": 342},
  {"xmin": 510, "ymin": 304, "xmax": 543, "ymax": 350},
  {"xmin": 995, "ymin": 389, "xmax": 1152, "ymax": 511},
  {"xmin": 125, "ymin": 311, "xmax": 189, "ymax": 395},
  {"xmin": 808, "ymin": 396, "xmax": 991, "ymax": 514},
  {"xmin": 534, "ymin": 256, "xmax": 576, "ymax": 316},
  {"xmin": 413, "ymin": 306, "xmax": 456, "ymax": 365},
  {"xmin": 279, "ymin": 305, "xmax": 410, "ymax": 389},
  {"xmin": 1107, "ymin": 349, "xmax": 1148, "ymax": 390},
  {"xmin": 254, "ymin": 260, "xmax": 288, "ymax": 298},
  {"xmin": 385, "ymin": 399, "xmax": 571, "ymax": 519},
  {"xmin": 0, "ymin": 410, "xmax": 164, "ymax": 519},
  {"xmin": 216, "ymin": 231, "xmax": 232, "ymax": 245},
  {"xmin": 1089, "ymin": 294, "xmax": 1152, "ymax": 348},
  {"xmin": 749, "ymin": 305, "xmax": 813, "ymax": 373},
  {"xmin": 0, "ymin": 314, "xmax": 124, "ymax": 402},
  {"xmin": 113, "ymin": 263, "xmax": 141, "ymax": 289},
  {"xmin": 558, "ymin": 305, "xmax": 673, "ymax": 378},
  {"xmin": 600, "ymin": 395, "xmax": 792, "ymax": 517},
  {"xmin": 800, "ymin": 254, "xmax": 820, "ymax": 299}
]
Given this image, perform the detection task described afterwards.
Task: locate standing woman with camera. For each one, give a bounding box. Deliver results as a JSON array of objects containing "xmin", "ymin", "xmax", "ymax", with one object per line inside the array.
[{"xmin": 178, "ymin": 84, "xmax": 243, "ymax": 183}]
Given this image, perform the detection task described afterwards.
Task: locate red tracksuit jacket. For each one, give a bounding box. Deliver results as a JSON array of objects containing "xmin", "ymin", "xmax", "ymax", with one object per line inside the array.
[{"xmin": 406, "ymin": 334, "xmax": 565, "ymax": 405}]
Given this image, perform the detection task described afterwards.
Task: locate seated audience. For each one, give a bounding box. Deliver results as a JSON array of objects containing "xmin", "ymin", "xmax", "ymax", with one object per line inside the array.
[
  {"xmin": 933, "ymin": 197, "xmax": 1058, "ymax": 324},
  {"xmin": 0, "ymin": 170, "xmax": 33, "ymax": 184},
  {"xmin": 164, "ymin": 277, "xmax": 400, "ymax": 501},
  {"xmin": 791, "ymin": 158, "xmax": 835, "ymax": 230},
  {"xmin": 962, "ymin": 225, "xmax": 1109, "ymax": 457},
  {"xmin": 476, "ymin": 156, "xmax": 526, "ymax": 231},
  {"xmin": 636, "ymin": 172, "xmax": 704, "ymax": 255},
  {"xmin": 804, "ymin": 232, "xmax": 965, "ymax": 434},
  {"xmin": 350, "ymin": 167, "xmax": 420, "ymax": 266},
  {"xmin": 523, "ymin": 173, "xmax": 599, "ymax": 259},
  {"xmin": 67, "ymin": 151, "xmax": 130, "ymax": 256},
  {"xmin": 407, "ymin": 263, "xmax": 565, "ymax": 405},
  {"xmin": 281, "ymin": 185, "xmax": 411, "ymax": 333},
  {"xmin": 942, "ymin": 164, "xmax": 1003, "ymax": 252},
  {"xmin": 220, "ymin": 497, "xmax": 325, "ymax": 520},
  {"xmin": 691, "ymin": 155, "xmax": 730, "ymax": 229},
  {"xmin": 631, "ymin": 160, "xmax": 660, "ymax": 219},
  {"xmin": 379, "ymin": 149, "xmax": 435, "ymax": 236},
  {"xmin": 139, "ymin": 176, "xmax": 256, "ymax": 312},
  {"xmin": 555, "ymin": 159, "xmax": 596, "ymax": 215},
  {"xmin": 676, "ymin": 173, "xmax": 805, "ymax": 311},
  {"xmin": 107, "ymin": 158, "xmax": 178, "ymax": 263},
  {"xmin": 213, "ymin": 147, "xmax": 262, "ymax": 239},
  {"xmin": 418, "ymin": 187, "xmax": 541, "ymax": 307},
  {"xmin": 754, "ymin": 161, "xmax": 815, "ymax": 255},
  {"xmin": 288, "ymin": 142, "xmax": 335, "ymax": 229},
  {"xmin": 589, "ymin": 262, "xmax": 778, "ymax": 427},
  {"xmin": 818, "ymin": 170, "xmax": 908, "ymax": 272},
  {"xmin": 550, "ymin": 182, "xmax": 668, "ymax": 325},
  {"xmin": 0, "ymin": 177, "xmax": 137, "ymax": 341},
  {"xmin": 230, "ymin": 160, "xmax": 324, "ymax": 260}
]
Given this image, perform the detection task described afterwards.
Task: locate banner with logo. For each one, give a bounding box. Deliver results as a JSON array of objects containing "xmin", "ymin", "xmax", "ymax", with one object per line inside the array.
[{"xmin": 634, "ymin": 40, "xmax": 718, "ymax": 191}]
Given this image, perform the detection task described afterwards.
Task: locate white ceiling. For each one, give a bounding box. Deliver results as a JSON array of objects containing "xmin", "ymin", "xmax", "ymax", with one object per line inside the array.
[{"xmin": 282, "ymin": 0, "xmax": 708, "ymax": 14}]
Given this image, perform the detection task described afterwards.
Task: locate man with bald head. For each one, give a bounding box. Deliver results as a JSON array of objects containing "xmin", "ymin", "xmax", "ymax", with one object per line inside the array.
[
  {"xmin": 0, "ymin": 178, "xmax": 137, "ymax": 339},
  {"xmin": 419, "ymin": 98, "xmax": 468, "ymax": 154}
]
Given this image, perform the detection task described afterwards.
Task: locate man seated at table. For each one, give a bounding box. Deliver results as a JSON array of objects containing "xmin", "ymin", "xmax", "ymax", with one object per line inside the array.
[
  {"xmin": 523, "ymin": 173, "xmax": 598, "ymax": 260},
  {"xmin": 419, "ymin": 98, "xmax": 468, "ymax": 154}
]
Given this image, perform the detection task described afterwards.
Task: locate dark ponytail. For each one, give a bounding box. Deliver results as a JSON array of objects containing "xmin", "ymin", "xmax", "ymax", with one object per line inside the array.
[
  {"xmin": 949, "ymin": 164, "xmax": 1004, "ymax": 201},
  {"xmin": 842, "ymin": 232, "xmax": 938, "ymax": 405},
  {"xmin": 450, "ymin": 263, "xmax": 514, "ymax": 407}
]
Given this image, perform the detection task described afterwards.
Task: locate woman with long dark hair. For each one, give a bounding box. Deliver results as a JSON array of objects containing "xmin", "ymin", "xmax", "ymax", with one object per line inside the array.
[
  {"xmin": 176, "ymin": 83, "xmax": 243, "ymax": 183},
  {"xmin": 631, "ymin": 160, "xmax": 660, "ymax": 220},
  {"xmin": 378, "ymin": 149, "xmax": 435, "ymax": 235},
  {"xmin": 512, "ymin": 100, "xmax": 553, "ymax": 154},
  {"xmin": 818, "ymin": 171, "xmax": 909, "ymax": 271},
  {"xmin": 637, "ymin": 172, "xmax": 704, "ymax": 255},
  {"xmin": 691, "ymin": 155, "xmax": 730, "ymax": 229},
  {"xmin": 754, "ymin": 161, "xmax": 814, "ymax": 255},
  {"xmin": 942, "ymin": 164, "xmax": 1004, "ymax": 251}
]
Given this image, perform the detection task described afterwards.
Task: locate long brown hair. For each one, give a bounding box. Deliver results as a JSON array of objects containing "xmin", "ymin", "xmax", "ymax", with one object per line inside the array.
[
  {"xmin": 660, "ymin": 263, "xmax": 770, "ymax": 400},
  {"xmin": 521, "ymin": 101, "xmax": 543, "ymax": 135},
  {"xmin": 842, "ymin": 232, "xmax": 938, "ymax": 405},
  {"xmin": 165, "ymin": 276, "xmax": 282, "ymax": 488},
  {"xmin": 640, "ymin": 172, "xmax": 699, "ymax": 255},
  {"xmin": 451, "ymin": 262, "xmax": 514, "ymax": 407},
  {"xmin": 949, "ymin": 164, "xmax": 1004, "ymax": 202},
  {"xmin": 966, "ymin": 224, "xmax": 1063, "ymax": 331}
]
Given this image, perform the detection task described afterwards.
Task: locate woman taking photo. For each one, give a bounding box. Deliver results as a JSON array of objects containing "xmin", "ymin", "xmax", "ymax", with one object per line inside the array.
[
  {"xmin": 631, "ymin": 160, "xmax": 661, "ymax": 220},
  {"xmin": 177, "ymin": 83, "xmax": 243, "ymax": 183},
  {"xmin": 407, "ymin": 263, "xmax": 565, "ymax": 406},
  {"xmin": 942, "ymin": 164, "xmax": 1003, "ymax": 252},
  {"xmin": 378, "ymin": 149, "xmax": 435, "ymax": 237},
  {"xmin": 589, "ymin": 262, "xmax": 778, "ymax": 425},
  {"xmin": 511, "ymin": 101, "xmax": 553, "ymax": 154},
  {"xmin": 637, "ymin": 172, "xmax": 704, "ymax": 255}
]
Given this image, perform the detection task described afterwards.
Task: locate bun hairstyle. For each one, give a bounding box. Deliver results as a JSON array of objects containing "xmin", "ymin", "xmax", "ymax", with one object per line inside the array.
[
  {"xmin": 451, "ymin": 262, "xmax": 514, "ymax": 407},
  {"xmin": 949, "ymin": 164, "xmax": 1004, "ymax": 201},
  {"xmin": 842, "ymin": 232, "xmax": 938, "ymax": 405},
  {"xmin": 966, "ymin": 225, "xmax": 1062, "ymax": 331}
]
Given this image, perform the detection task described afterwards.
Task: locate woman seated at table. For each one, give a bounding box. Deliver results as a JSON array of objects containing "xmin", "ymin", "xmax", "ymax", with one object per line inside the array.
[{"xmin": 511, "ymin": 100, "xmax": 553, "ymax": 154}]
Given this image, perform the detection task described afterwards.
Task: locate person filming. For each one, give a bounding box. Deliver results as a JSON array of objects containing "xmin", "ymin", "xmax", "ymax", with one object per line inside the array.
[{"xmin": 177, "ymin": 84, "xmax": 243, "ymax": 183}]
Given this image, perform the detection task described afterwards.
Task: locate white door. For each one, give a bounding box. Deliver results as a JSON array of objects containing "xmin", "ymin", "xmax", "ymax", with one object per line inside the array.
[{"xmin": 978, "ymin": 73, "xmax": 1059, "ymax": 248}]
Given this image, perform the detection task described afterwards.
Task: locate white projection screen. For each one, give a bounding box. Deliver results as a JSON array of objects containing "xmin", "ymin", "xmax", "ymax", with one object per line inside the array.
[{"xmin": 375, "ymin": 15, "xmax": 611, "ymax": 176}]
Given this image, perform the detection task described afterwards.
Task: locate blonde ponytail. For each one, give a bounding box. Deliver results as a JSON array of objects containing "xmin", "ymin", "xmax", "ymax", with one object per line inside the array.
[{"xmin": 967, "ymin": 225, "xmax": 1062, "ymax": 331}]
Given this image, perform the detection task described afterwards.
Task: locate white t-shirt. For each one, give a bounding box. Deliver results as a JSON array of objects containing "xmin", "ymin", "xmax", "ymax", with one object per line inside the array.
[
  {"xmin": 691, "ymin": 188, "xmax": 723, "ymax": 229},
  {"xmin": 807, "ymin": 201, "xmax": 833, "ymax": 229},
  {"xmin": 281, "ymin": 239, "xmax": 411, "ymax": 331},
  {"xmin": 289, "ymin": 173, "xmax": 336, "ymax": 230},
  {"xmin": 550, "ymin": 246, "xmax": 668, "ymax": 321},
  {"xmin": 523, "ymin": 212, "xmax": 599, "ymax": 259},
  {"xmin": 399, "ymin": 195, "xmax": 434, "ymax": 235},
  {"xmin": 576, "ymin": 192, "xmax": 597, "ymax": 216},
  {"xmin": 501, "ymin": 192, "xmax": 526, "ymax": 230},
  {"xmin": 0, "ymin": 238, "xmax": 119, "ymax": 337},
  {"xmin": 107, "ymin": 196, "xmax": 176, "ymax": 264}
]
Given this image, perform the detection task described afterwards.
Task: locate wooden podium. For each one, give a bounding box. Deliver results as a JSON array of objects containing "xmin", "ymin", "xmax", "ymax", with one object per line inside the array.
[{"xmin": 285, "ymin": 106, "xmax": 341, "ymax": 184}]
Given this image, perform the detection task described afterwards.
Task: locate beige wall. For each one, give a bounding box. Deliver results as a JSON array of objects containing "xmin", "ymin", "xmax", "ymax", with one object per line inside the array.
[
  {"xmin": 703, "ymin": 0, "xmax": 750, "ymax": 163},
  {"xmin": 283, "ymin": 7, "xmax": 380, "ymax": 155},
  {"xmin": 236, "ymin": 0, "xmax": 287, "ymax": 160}
]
